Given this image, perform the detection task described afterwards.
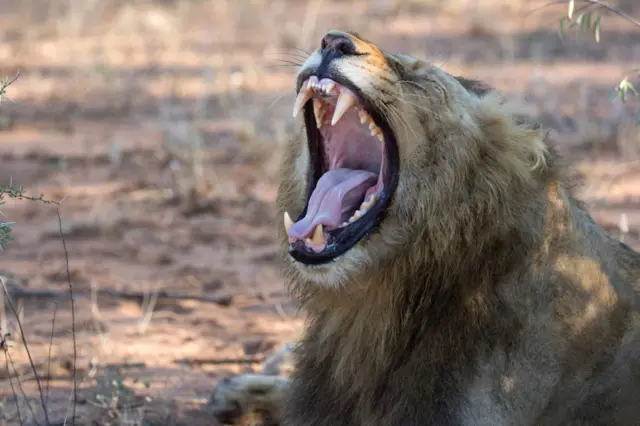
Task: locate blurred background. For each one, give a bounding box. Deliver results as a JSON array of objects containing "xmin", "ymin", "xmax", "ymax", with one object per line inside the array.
[{"xmin": 0, "ymin": 0, "xmax": 638, "ymax": 424}]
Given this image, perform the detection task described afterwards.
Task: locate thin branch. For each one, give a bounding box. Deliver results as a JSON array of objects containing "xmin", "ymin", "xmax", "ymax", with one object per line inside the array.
[
  {"xmin": 0, "ymin": 277, "xmax": 50, "ymax": 425},
  {"xmin": 45, "ymin": 302, "xmax": 58, "ymax": 408},
  {"xmin": 2, "ymin": 340, "xmax": 23, "ymax": 426},
  {"xmin": 0, "ymin": 71, "xmax": 20, "ymax": 105},
  {"xmin": 581, "ymin": 0, "xmax": 640, "ymax": 28},
  {"xmin": 56, "ymin": 207, "xmax": 77, "ymax": 426},
  {"xmin": 4, "ymin": 346, "xmax": 41, "ymax": 425}
]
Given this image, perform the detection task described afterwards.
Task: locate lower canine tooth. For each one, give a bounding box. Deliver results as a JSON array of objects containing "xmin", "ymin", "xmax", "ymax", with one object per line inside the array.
[
  {"xmin": 358, "ymin": 110, "xmax": 369, "ymax": 124},
  {"xmin": 311, "ymin": 224, "xmax": 324, "ymax": 245}
]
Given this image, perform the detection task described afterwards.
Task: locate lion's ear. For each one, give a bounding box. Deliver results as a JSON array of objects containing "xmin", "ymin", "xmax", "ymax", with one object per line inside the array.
[
  {"xmin": 453, "ymin": 76, "xmax": 494, "ymax": 97},
  {"xmin": 387, "ymin": 53, "xmax": 427, "ymax": 72}
]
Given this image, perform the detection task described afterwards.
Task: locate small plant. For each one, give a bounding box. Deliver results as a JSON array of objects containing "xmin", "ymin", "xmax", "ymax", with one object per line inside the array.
[
  {"xmin": 556, "ymin": 0, "xmax": 640, "ymax": 125},
  {"xmin": 0, "ymin": 73, "xmax": 21, "ymax": 250},
  {"xmin": 87, "ymin": 366, "xmax": 151, "ymax": 425},
  {"xmin": 1, "ymin": 184, "xmax": 61, "ymax": 250},
  {"xmin": 0, "ymin": 184, "xmax": 23, "ymax": 251}
]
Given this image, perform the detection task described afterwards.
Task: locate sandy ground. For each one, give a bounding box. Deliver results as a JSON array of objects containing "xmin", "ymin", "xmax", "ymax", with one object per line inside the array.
[{"xmin": 0, "ymin": 0, "xmax": 639, "ymax": 424}]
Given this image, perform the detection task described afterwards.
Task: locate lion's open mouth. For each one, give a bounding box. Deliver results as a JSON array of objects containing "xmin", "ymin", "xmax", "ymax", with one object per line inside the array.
[{"xmin": 285, "ymin": 74, "xmax": 399, "ymax": 265}]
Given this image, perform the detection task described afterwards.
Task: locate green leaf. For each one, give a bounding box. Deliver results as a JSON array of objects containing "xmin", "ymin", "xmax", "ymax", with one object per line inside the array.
[
  {"xmin": 577, "ymin": 13, "xmax": 584, "ymax": 31},
  {"xmin": 593, "ymin": 15, "xmax": 601, "ymax": 42},
  {"xmin": 558, "ymin": 17, "xmax": 567, "ymax": 39},
  {"xmin": 568, "ymin": 0, "xmax": 575, "ymax": 19}
]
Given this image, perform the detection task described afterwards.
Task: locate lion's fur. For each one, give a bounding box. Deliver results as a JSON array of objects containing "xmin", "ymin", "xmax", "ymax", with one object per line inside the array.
[{"xmin": 275, "ymin": 31, "xmax": 640, "ymax": 425}]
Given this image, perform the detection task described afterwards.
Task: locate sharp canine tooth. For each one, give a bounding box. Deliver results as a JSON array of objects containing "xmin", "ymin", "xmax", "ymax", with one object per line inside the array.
[
  {"xmin": 293, "ymin": 83, "xmax": 312, "ymax": 118},
  {"xmin": 358, "ymin": 110, "xmax": 368, "ymax": 124},
  {"xmin": 325, "ymin": 82, "xmax": 335, "ymax": 93},
  {"xmin": 313, "ymin": 99, "xmax": 324, "ymax": 128},
  {"xmin": 376, "ymin": 132, "xmax": 384, "ymax": 142},
  {"xmin": 284, "ymin": 212, "xmax": 293, "ymax": 232},
  {"xmin": 331, "ymin": 91, "xmax": 356, "ymax": 125},
  {"xmin": 311, "ymin": 224, "xmax": 324, "ymax": 245}
]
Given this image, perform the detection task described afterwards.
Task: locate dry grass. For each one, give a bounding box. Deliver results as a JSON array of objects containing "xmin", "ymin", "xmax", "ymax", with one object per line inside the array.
[{"xmin": 0, "ymin": 0, "xmax": 638, "ymax": 425}]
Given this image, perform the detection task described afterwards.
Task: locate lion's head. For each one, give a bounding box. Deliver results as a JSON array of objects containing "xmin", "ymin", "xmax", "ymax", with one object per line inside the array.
[{"xmin": 277, "ymin": 30, "xmax": 550, "ymax": 288}]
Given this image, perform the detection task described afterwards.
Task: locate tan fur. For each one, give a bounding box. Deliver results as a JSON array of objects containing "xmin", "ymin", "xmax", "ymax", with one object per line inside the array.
[{"xmin": 276, "ymin": 30, "xmax": 640, "ymax": 425}]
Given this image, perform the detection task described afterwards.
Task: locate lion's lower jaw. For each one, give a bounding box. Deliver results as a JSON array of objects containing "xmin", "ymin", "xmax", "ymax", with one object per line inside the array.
[{"xmin": 283, "ymin": 245, "xmax": 374, "ymax": 288}]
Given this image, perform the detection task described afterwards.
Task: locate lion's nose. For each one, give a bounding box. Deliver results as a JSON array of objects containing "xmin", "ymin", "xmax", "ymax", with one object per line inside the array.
[{"xmin": 321, "ymin": 31, "xmax": 356, "ymax": 56}]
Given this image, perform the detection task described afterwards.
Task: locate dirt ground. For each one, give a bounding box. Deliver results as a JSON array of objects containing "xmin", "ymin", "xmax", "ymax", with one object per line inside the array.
[{"xmin": 0, "ymin": 0, "xmax": 639, "ymax": 424}]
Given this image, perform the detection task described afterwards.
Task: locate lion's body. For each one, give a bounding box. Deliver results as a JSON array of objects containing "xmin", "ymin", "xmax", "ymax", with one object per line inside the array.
[{"xmin": 275, "ymin": 31, "xmax": 640, "ymax": 426}]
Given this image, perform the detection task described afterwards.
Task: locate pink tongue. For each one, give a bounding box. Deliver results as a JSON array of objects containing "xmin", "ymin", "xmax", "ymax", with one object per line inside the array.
[{"xmin": 287, "ymin": 168, "xmax": 377, "ymax": 239}]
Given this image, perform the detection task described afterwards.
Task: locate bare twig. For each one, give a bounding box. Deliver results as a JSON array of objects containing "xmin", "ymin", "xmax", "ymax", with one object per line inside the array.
[
  {"xmin": 56, "ymin": 208, "xmax": 76, "ymax": 426},
  {"xmin": 2, "ymin": 334, "xmax": 23, "ymax": 426},
  {"xmin": 0, "ymin": 71, "xmax": 20, "ymax": 105},
  {"xmin": 45, "ymin": 302, "xmax": 58, "ymax": 408},
  {"xmin": 5, "ymin": 348, "xmax": 42, "ymax": 425},
  {"xmin": 1, "ymin": 277, "xmax": 50, "ymax": 425}
]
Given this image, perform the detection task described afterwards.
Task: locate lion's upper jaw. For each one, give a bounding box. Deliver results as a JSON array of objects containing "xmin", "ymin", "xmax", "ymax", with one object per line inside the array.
[{"xmin": 278, "ymin": 30, "xmax": 548, "ymax": 288}]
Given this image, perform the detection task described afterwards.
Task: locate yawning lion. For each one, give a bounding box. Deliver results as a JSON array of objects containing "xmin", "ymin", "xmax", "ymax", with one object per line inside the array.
[{"xmin": 212, "ymin": 30, "xmax": 640, "ymax": 426}]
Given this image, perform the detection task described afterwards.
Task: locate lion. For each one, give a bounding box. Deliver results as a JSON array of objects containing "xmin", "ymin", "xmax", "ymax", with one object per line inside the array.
[{"xmin": 211, "ymin": 30, "xmax": 640, "ymax": 425}]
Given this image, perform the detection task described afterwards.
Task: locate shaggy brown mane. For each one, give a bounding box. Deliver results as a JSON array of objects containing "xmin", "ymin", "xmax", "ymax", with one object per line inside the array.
[{"xmin": 274, "ymin": 30, "xmax": 640, "ymax": 426}]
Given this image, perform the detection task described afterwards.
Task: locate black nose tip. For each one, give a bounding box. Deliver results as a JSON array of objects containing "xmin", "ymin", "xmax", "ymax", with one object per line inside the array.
[{"xmin": 321, "ymin": 33, "xmax": 356, "ymax": 56}]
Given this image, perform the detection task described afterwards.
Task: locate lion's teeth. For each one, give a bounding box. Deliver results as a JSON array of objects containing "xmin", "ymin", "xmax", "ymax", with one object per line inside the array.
[
  {"xmin": 376, "ymin": 132, "xmax": 384, "ymax": 142},
  {"xmin": 345, "ymin": 196, "xmax": 377, "ymax": 224},
  {"xmin": 311, "ymin": 224, "xmax": 324, "ymax": 245},
  {"xmin": 322, "ymin": 82, "xmax": 335, "ymax": 94},
  {"xmin": 293, "ymin": 81, "xmax": 312, "ymax": 118},
  {"xmin": 284, "ymin": 211, "xmax": 294, "ymax": 232},
  {"xmin": 331, "ymin": 91, "xmax": 356, "ymax": 125},
  {"xmin": 358, "ymin": 110, "xmax": 369, "ymax": 124},
  {"xmin": 360, "ymin": 194, "xmax": 376, "ymax": 210},
  {"xmin": 313, "ymin": 98, "xmax": 325, "ymax": 128}
]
